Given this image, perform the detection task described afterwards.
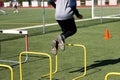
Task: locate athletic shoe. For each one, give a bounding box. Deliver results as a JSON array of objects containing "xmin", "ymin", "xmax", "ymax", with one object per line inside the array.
[
  {"xmin": 51, "ymin": 40, "xmax": 58, "ymax": 55},
  {"xmin": 57, "ymin": 35, "xmax": 65, "ymax": 51}
]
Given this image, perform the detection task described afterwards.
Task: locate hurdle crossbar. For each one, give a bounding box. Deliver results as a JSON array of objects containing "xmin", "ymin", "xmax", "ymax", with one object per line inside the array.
[
  {"xmin": 0, "ymin": 64, "xmax": 14, "ymax": 80},
  {"xmin": 105, "ymin": 72, "xmax": 120, "ymax": 80},
  {"xmin": 0, "ymin": 30, "xmax": 29, "ymax": 65},
  {"xmin": 19, "ymin": 51, "xmax": 53, "ymax": 80},
  {"xmin": 0, "ymin": 30, "xmax": 28, "ymax": 34},
  {"xmin": 65, "ymin": 44, "xmax": 87, "ymax": 80}
]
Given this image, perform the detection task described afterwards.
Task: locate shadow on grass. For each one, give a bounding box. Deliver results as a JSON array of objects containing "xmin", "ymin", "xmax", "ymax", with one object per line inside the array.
[
  {"xmin": 69, "ymin": 58, "xmax": 120, "ymax": 73},
  {"xmin": 13, "ymin": 55, "xmax": 48, "ymax": 66},
  {"xmin": 39, "ymin": 77, "xmax": 59, "ymax": 80},
  {"xmin": 0, "ymin": 55, "xmax": 49, "ymax": 70}
]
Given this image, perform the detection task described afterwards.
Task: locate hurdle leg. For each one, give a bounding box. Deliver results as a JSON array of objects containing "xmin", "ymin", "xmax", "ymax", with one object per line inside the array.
[
  {"xmin": 0, "ymin": 64, "xmax": 14, "ymax": 80},
  {"xmin": 19, "ymin": 51, "xmax": 53, "ymax": 80},
  {"xmin": 41, "ymin": 54, "xmax": 58, "ymax": 77},
  {"xmin": 105, "ymin": 72, "xmax": 120, "ymax": 80},
  {"xmin": 65, "ymin": 44, "xmax": 86, "ymax": 80},
  {"xmin": 39, "ymin": 43, "xmax": 87, "ymax": 80},
  {"xmin": 19, "ymin": 34, "xmax": 29, "ymax": 65},
  {"xmin": 0, "ymin": 30, "xmax": 29, "ymax": 66}
]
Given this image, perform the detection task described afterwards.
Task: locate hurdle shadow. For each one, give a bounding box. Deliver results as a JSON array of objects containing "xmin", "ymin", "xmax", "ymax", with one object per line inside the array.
[
  {"xmin": 39, "ymin": 77, "xmax": 59, "ymax": 80},
  {"xmin": 69, "ymin": 58, "xmax": 120, "ymax": 73}
]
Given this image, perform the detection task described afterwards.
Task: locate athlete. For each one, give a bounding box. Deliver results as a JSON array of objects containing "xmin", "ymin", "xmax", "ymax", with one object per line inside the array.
[
  {"xmin": 50, "ymin": 0, "xmax": 83, "ymax": 55},
  {"xmin": 12, "ymin": 0, "xmax": 18, "ymax": 13}
]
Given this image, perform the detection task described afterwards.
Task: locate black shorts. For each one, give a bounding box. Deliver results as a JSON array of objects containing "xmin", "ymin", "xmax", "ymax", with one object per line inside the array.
[{"xmin": 14, "ymin": 5, "xmax": 17, "ymax": 8}]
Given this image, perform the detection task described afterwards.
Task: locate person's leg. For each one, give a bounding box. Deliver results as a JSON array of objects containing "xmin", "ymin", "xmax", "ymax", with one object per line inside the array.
[
  {"xmin": 51, "ymin": 18, "xmax": 77, "ymax": 55},
  {"xmin": 15, "ymin": 5, "xmax": 18, "ymax": 13},
  {"xmin": 57, "ymin": 18, "xmax": 77, "ymax": 39},
  {"xmin": 56, "ymin": 18, "xmax": 77, "ymax": 50},
  {"xmin": 51, "ymin": 40, "xmax": 58, "ymax": 55},
  {"xmin": 0, "ymin": 8, "xmax": 6, "ymax": 15},
  {"xmin": 13, "ymin": 5, "xmax": 18, "ymax": 13}
]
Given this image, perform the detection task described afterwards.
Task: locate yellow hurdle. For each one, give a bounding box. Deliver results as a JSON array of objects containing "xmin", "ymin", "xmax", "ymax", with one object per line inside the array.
[
  {"xmin": 65, "ymin": 44, "xmax": 87, "ymax": 80},
  {"xmin": 19, "ymin": 52, "xmax": 53, "ymax": 80},
  {"xmin": 41, "ymin": 54, "xmax": 58, "ymax": 77},
  {"xmin": 19, "ymin": 44, "xmax": 86, "ymax": 80},
  {"xmin": 41, "ymin": 43, "xmax": 87, "ymax": 80},
  {"xmin": 0, "ymin": 64, "xmax": 14, "ymax": 80},
  {"xmin": 104, "ymin": 72, "xmax": 120, "ymax": 80}
]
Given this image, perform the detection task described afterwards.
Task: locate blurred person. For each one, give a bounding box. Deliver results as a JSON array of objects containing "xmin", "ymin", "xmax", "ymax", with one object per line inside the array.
[
  {"xmin": 12, "ymin": 0, "xmax": 18, "ymax": 13},
  {"xmin": 0, "ymin": 0, "xmax": 6, "ymax": 15},
  {"xmin": 50, "ymin": 0, "xmax": 83, "ymax": 55}
]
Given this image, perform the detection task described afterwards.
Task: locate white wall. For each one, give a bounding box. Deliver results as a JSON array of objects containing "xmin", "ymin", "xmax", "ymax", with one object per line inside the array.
[
  {"xmin": 109, "ymin": 0, "xmax": 117, "ymax": 5},
  {"xmin": 4, "ymin": 2, "xmax": 10, "ymax": 7},
  {"xmin": 85, "ymin": 0, "xmax": 92, "ymax": 6},
  {"xmin": 77, "ymin": 1, "xmax": 81, "ymax": 6},
  {"xmin": 22, "ymin": 1, "xmax": 29, "ymax": 7},
  {"xmin": 31, "ymin": 1, "xmax": 38, "ymax": 7},
  {"xmin": 41, "ymin": 1, "xmax": 48, "ymax": 7},
  {"xmin": 98, "ymin": 0, "xmax": 106, "ymax": 6}
]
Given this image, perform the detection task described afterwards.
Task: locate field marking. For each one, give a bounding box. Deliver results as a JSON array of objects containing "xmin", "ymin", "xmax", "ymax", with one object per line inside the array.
[
  {"xmin": 0, "ymin": 22, "xmax": 41, "ymax": 25},
  {"xmin": 10, "ymin": 18, "xmax": 97, "ymax": 30},
  {"xmin": 10, "ymin": 23, "xmax": 58, "ymax": 30}
]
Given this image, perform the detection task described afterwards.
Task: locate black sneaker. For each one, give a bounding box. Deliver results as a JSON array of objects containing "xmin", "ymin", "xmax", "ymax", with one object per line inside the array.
[
  {"xmin": 57, "ymin": 35, "xmax": 65, "ymax": 51},
  {"xmin": 51, "ymin": 40, "xmax": 58, "ymax": 55}
]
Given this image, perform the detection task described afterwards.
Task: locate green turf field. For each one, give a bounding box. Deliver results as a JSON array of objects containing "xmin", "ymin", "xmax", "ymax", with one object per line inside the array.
[{"xmin": 0, "ymin": 8, "xmax": 120, "ymax": 80}]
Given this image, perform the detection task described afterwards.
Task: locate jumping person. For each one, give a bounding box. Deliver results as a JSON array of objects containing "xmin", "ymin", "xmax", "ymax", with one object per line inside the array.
[
  {"xmin": 50, "ymin": 0, "xmax": 83, "ymax": 55},
  {"xmin": 0, "ymin": 0, "xmax": 6, "ymax": 15}
]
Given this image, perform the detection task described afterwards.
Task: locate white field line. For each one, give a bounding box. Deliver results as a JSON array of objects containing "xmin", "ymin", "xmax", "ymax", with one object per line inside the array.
[
  {"xmin": 10, "ymin": 18, "xmax": 97, "ymax": 30},
  {"xmin": 11, "ymin": 23, "xmax": 58, "ymax": 30}
]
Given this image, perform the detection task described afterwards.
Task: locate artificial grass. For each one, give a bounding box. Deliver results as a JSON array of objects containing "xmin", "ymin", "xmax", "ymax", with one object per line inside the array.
[{"xmin": 0, "ymin": 8, "xmax": 120, "ymax": 80}]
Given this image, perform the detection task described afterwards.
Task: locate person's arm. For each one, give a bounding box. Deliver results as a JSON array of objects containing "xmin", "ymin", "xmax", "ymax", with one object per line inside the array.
[
  {"xmin": 70, "ymin": 0, "xmax": 83, "ymax": 19},
  {"xmin": 49, "ymin": 0, "xmax": 56, "ymax": 8}
]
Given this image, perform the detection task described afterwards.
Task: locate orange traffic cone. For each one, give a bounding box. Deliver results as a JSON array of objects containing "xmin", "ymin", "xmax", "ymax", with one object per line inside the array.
[{"xmin": 104, "ymin": 28, "xmax": 110, "ymax": 39}]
